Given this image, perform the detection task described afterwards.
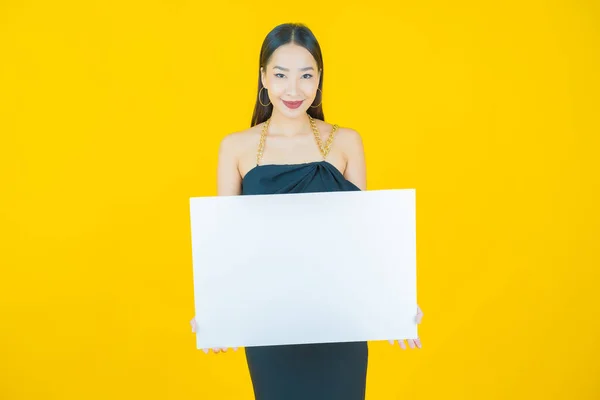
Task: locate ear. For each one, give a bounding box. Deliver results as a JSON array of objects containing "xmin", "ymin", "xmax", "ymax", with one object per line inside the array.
[{"xmin": 260, "ymin": 67, "xmax": 266, "ymax": 88}]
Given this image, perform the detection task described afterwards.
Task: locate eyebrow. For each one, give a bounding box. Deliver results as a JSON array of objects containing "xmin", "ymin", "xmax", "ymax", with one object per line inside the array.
[{"xmin": 272, "ymin": 65, "xmax": 315, "ymax": 72}]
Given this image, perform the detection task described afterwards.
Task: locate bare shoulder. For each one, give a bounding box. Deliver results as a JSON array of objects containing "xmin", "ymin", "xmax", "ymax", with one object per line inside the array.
[
  {"xmin": 311, "ymin": 118, "xmax": 365, "ymax": 166},
  {"xmin": 217, "ymin": 124, "xmax": 264, "ymax": 195},
  {"xmin": 326, "ymin": 123, "xmax": 366, "ymax": 188},
  {"xmin": 334, "ymin": 125, "xmax": 363, "ymax": 144},
  {"xmin": 219, "ymin": 123, "xmax": 263, "ymax": 156},
  {"xmin": 313, "ymin": 119, "xmax": 363, "ymax": 146},
  {"xmin": 220, "ymin": 124, "xmax": 262, "ymax": 148},
  {"xmin": 333, "ymin": 125, "xmax": 365, "ymax": 159}
]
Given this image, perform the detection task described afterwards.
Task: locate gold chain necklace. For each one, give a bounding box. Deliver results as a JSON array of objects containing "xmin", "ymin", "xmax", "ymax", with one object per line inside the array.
[{"xmin": 256, "ymin": 114, "xmax": 339, "ymax": 165}]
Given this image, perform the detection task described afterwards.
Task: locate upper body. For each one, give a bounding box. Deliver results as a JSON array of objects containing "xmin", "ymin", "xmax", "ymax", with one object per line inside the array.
[{"xmin": 194, "ymin": 29, "xmax": 372, "ymax": 353}]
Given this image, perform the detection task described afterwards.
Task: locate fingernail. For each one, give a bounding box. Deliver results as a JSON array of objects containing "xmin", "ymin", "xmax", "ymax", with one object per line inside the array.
[{"xmin": 388, "ymin": 340, "xmax": 394, "ymax": 345}]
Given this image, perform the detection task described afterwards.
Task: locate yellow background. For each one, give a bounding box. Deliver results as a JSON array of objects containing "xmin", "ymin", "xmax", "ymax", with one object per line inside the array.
[{"xmin": 1, "ymin": 0, "xmax": 599, "ymax": 398}]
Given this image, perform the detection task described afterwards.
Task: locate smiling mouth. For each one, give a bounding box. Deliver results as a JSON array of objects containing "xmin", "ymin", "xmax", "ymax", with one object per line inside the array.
[{"xmin": 282, "ymin": 100, "xmax": 304, "ymax": 109}]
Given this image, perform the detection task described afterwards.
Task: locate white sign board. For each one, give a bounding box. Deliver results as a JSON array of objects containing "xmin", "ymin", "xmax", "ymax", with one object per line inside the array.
[{"xmin": 190, "ymin": 189, "xmax": 417, "ymax": 349}]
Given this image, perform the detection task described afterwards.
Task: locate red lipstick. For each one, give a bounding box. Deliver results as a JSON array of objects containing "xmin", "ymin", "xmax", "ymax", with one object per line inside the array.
[{"xmin": 282, "ymin": 100, "xmax": 304, "ymax": 109}]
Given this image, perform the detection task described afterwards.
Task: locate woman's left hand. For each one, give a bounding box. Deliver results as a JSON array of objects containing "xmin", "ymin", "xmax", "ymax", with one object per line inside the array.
[{"xmin": 389, "ymin": 304, "xmax": 424, "ymax": 349}]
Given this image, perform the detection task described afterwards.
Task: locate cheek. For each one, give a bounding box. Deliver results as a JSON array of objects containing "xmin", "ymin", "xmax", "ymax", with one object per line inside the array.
[
  {"xmin": 269, "ymin": 81, "xmax": 286, "ymax": 95},
  {"xmin": 300, "ymin": 80, "xmax": 318, "ymax": 94}
]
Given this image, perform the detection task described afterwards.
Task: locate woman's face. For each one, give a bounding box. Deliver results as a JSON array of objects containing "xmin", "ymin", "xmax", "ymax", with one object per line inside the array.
[{"xmin": 261, "ymin": 43, "xmax": 321, "ymax": 117}]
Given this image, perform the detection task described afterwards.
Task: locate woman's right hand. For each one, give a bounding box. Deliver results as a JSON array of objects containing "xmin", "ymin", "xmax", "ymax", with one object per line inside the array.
[{"xmin": 190, "ymin": 316, "xmax": 238, "ymax": 354}]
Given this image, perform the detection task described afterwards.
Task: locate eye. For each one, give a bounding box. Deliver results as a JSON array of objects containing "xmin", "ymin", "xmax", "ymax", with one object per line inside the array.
[
  {"xmin": 302, "ymin": 74, "xmax": 313, "ymax": 79},
  {"xmin": 274, "ymin": 73, "xmax": 285, "ymax": 78}
]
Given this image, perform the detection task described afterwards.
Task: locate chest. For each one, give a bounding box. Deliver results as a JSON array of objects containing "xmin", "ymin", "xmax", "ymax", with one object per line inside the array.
[{"xmin": 239, "ymin": 134, "xmax": 347, "ymax": 177}]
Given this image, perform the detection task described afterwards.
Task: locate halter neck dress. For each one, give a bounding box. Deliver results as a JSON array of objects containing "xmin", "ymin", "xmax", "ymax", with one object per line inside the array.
[{"xmin": 240, "ymin": 127, "xmax": 368, "ymax": 400}]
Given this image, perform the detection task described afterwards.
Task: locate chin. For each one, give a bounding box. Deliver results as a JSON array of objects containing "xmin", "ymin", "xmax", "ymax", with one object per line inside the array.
[
  {"xmin": 278, "ymin": 107, "xmax": 307, "ymax": 116},
  {"xmin": 290, "ymin": 109, "xmax": 309, "ymax": 116}
]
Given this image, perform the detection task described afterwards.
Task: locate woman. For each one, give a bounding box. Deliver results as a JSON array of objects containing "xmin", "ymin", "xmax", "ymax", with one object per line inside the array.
[{"xmin": 191, "ymin": 22, "xmax": 424, "ymax": 400}]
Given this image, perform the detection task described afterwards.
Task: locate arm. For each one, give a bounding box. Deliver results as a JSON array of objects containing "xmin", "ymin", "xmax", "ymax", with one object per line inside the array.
[
  {"xmin": 342, "ymin": 128, "xmax": 367, "ymax": 190},
  {"xmin": 192, "ymin": 133, "xmax": 242, "ymax": 354},
  {"xmin": 217, "ymin": 133, "xmax": 242, "ymax": 196}
]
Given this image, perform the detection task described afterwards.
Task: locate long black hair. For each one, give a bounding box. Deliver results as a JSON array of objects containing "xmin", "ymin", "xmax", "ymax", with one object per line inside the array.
[{"xmin": 250, "ymin": 23, "xmax": 325, "ymax": 127}]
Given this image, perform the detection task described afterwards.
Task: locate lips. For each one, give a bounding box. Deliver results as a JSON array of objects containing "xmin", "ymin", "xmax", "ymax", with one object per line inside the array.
[{"xmin": 282, "ymin": 99, "xmax": 304, "ymax": 109}]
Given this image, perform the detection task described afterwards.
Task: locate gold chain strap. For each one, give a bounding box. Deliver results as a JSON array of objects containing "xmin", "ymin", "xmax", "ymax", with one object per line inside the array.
[
  {"xmin": 256, "ymin": 114, "xmax": 338, "ymax": 165},
  {"xmin": 257, "ymin": 117, "xmax": 270, "ymax": 166},
  {"xmin": 309, "ymin": 114, "xmax": 338, "ymax": 159}
]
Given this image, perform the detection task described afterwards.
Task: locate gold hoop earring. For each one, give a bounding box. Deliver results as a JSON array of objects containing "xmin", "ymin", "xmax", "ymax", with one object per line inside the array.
[
  {"xmin": 259, "ymin": 87, "xmax": 271, "ymax": 107},
  {"xmin": 310, "ymin": 88, "xmax": 322, "ymax": 108}
]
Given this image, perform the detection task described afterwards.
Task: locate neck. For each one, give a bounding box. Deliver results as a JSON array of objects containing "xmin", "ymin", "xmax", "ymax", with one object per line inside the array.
[{"xmin": 268, "ymin": 109, "xmax": 311, "ymax": 137}]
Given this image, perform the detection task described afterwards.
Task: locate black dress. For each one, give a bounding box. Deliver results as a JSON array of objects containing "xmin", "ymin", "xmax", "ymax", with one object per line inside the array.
[{"xmin": 241, "ymin": 160, "xmax": 369, "ymax": 400}]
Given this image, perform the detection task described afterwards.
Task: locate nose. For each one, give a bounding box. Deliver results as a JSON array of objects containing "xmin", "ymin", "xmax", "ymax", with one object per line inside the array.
[{"xmin": 286, "ymin": 79, "xmax": 298, "ymax": 96}]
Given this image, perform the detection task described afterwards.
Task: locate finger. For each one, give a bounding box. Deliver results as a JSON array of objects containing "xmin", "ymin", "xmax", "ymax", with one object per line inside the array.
[
  {"xmin": 416, "ymin": 306, "xmax": 423, "ymax": 324},
  {"xmin": 407, "ymin": 339, "xmax": 416, "ymax": 349},
  {"xmin": 388, "ymin": 340, "xmax": 395, "ymax": 345},
  {"xmin": 221, "ymin": 348, "xmax": 228, "ymax": 352},
  {"xmin": 233, "ymin": 347, "xmax": 238, "ymax": 351},
  {"xmin": 213, "ymin": 348, "xmax": 220, "ymax": 353},
  {"xmin": 399, "ymin": 340, "xmax": 406, "ymax": 350},
  {"xmin": 202, "ymin": 348, "xmax": 208, "ymax": 354},
  {"xmin": 415, "ymin": 337, "xmax": 422, "ymax": 349}
]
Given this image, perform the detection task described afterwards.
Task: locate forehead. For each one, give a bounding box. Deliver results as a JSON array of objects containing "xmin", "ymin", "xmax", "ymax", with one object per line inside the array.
[{"xmin": 267, "ymin": 44, "xmax": 317, "ymax": 68}]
